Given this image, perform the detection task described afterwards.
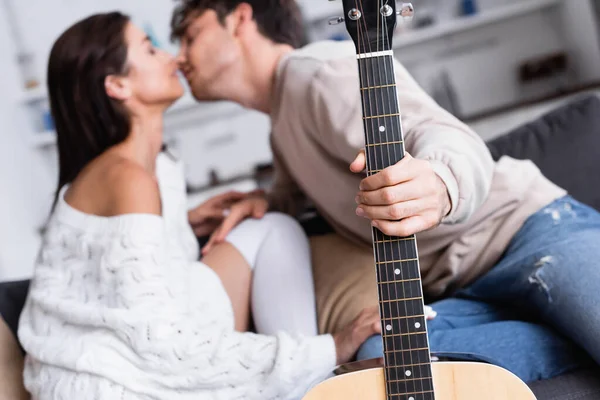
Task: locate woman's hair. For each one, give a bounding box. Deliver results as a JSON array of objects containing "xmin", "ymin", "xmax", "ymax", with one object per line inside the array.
[{"xmin": 48, "ymin": 12, "xmax": 131, "ymax": 209}]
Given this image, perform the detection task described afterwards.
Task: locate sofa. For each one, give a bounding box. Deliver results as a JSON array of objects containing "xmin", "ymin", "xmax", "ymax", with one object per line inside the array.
[{"xmin": 1, "ymin": 94, "xmax": 600, "ymax": 399}]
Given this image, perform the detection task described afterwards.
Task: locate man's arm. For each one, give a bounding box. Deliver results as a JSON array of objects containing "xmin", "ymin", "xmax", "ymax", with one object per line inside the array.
[
  {"xmin": 306, "ymin": 56, "xmax": 494, "ymax": 235},
  {"xmin": 265, "ymin": 136, "xmax": 308, "ymax": 217},
  {"xmin": 388, "ymin": 59, "xmax": 494, "ymax": 224}
]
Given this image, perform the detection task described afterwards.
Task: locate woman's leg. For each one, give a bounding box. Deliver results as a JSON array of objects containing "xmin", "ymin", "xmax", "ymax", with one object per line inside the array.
[
  {"xmin": 224, "ymin": 212, "xmax": 318, "ymax": 336},
  {"xmin": 202, "ymin": 242, "xmax": 253, "ymax": 332}
]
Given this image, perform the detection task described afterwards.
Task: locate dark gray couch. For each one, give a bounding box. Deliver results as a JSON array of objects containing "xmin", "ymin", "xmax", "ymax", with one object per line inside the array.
[{"xmin": 2, "ymin": 94, "xmax": 600, "ymax": 398}]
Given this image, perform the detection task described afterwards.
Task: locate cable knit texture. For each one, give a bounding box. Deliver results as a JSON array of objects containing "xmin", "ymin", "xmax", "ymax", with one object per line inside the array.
[{"xmin": 18, "ymin": 153, "xmax": 336, "ymax": 400}]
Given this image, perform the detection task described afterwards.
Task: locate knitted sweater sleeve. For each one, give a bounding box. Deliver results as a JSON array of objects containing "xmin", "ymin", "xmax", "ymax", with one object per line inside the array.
[{"xmin": 19, "ymin": 217, "xmax": 335, "ymax": 400}]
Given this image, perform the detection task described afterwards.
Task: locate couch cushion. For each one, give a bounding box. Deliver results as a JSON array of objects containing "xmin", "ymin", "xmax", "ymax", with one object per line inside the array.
[
  {"xmin": 530, "ymin": 369, "xmax": 600, "ymax": 400},
  {"xmin": 0, "ymin": 280, "xmax": 29, "ymax": 342},
  {"xmin": 486, "ymin": 94, "xmax": 600, "ymax": 211}
]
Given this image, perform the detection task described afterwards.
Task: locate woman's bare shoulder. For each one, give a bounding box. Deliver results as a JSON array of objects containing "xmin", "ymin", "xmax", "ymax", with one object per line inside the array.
[{"xmin": 66, "ymin": 155, "xmax": 161, "ymax": 217}]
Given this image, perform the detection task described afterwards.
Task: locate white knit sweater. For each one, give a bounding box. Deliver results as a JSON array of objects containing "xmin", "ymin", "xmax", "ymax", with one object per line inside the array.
[{"xmin": 18, "ymin": 154, "xmax": 336, "ymax": 400}]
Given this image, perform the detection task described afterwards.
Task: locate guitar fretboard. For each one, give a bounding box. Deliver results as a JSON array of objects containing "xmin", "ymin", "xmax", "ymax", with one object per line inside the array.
[{"xmin": 358, "ymin": 53, "xmax": 435, "ymax": 400}]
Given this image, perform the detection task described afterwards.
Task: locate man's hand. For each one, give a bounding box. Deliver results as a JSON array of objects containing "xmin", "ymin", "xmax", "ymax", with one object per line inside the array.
[
  {"xmin": 188, "ymin": 191, "xmax": 249, "ymax": 237},
  {"xmin": 350, "ymin": 150, "xmax": 451, "ymax": 237},
  {"xmin": 201, "ymin": 192, "xmax": 269, "ymax": 255}
]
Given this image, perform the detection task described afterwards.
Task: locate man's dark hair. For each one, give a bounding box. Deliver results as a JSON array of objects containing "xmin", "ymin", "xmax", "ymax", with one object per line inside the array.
[{"xmin": 170, "ymin": 0, "xmax": 307, "ymax": 48}]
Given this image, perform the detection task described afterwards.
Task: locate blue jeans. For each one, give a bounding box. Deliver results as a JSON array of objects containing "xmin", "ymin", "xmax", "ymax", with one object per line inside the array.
[{"xmin": 356, "ymin": 196, "xmax": 599, "ymax": 382}]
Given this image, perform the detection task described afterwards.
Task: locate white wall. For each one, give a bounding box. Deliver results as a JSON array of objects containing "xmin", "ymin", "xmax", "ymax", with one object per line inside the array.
[
  {"xmin": 559, "ymin": 0, "xmax": 600, "ymax": 83},
  {"xmin": 0, "ymin": 4, "xmax": 53, "ymax": 280},
  {"xmin": 392, "ymin": 0, "xmax": 599, "ymax": 119}
]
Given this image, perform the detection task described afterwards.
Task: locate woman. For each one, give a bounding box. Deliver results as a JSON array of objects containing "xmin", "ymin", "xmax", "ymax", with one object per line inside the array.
[{"xmin": 17, "ymin": 12, "xmax": 380, "ymax": 399}]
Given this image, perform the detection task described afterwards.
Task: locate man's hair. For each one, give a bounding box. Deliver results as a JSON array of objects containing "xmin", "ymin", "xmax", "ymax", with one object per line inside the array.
[{"xmin": 170, "ymin": 0, "xmax": 307, "ymax": 48}]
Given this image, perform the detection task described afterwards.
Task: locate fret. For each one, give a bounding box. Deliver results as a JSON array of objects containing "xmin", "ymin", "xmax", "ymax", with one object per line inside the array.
[
  {"xmin": 362, "ymin": 114, "xmax": 403, "ymax": 144},
  {"xmin": 385, "ymin": 346, "xmax": 429, "ymax": 354},
  {"xmin": 361, "ymin": 85, "xmax": 400, "ymax": 117},
  {"xmin": 388, "ymin": 393, "xmax": 435, "ymax": 400},
  {"xmin": 381, "ymin": 314, "xmax": 425, "ymax": 320},
  {"xmin": 374, "ymin": 238, "xmax": 415, "ymax": 244},
  {"xmin": 366, "ymin": 141, "xmax": 404, "ymax": 174},
  {"xmin": 380, "ymin": 296, "xmax": 422, "ymax": 304},
  {"xmin": 388, "ymin": 390, "xmax": 435, "ymax": 399},
  {"xmin": 380, "ymin": 298, "xmax": 424, "ymax": 319},
  {"xmin": 366, "ymin": 140, "xmax": 403, "ymax": 147},
  {"xmin": 378, "ymin": 278, "xmax": 421, "ymax": 284},
  {"xmin": 375, "ymin": 237, "xmax": 418, "ymax": 262},
  {"xmin": 381, "ymin": 312, "xmax": 427, "ymax": 332},
  {"xmin": 363, "ymin": 112, "xmax": 400, "ymax": 120},
  {"xmin": 376, "ymin": 258, "xmax": 418, "ymax": 264},
  {"xmin": 388, "ymin": 376, "xmax": 433, "ymax": 384},
  {"xmin": 388, "ymin": 390, "xmax": 436, "ymax": 400},
  {"xmin": 388, "ymin": 378, "xmax": 435, "ymax": 396},
  {"xmin": 377, "ymin": 260, "xmax": 420, "ymax": 281},
  {"xmin": 379, "ymin": 281, "xmax": 422, "ymax": 301},
  {"xmin": 385, "ymin": 362, "xmax": 433, "ymax": 381},
  {"xmin": 383, "ymin": 331, "xmax": 429, "ymax": 350},
  {"xmin": 361, "ymin": 83, "xmax": 397, "ymax": 90}
]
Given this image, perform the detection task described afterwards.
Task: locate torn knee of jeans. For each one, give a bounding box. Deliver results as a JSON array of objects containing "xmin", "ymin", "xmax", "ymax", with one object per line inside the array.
[
  {"xmin": 543, "ymin": 202, "xmax": 577, "ymax": 223},
  {"xmin": 528, "ymin": 256, "xmax": 554, "ymax": 303},
  {"xmin": 424, "ymin": 305, "xmax": 437, "ymax": 320},
  {"xmin": 543, "ymin": 208, "xmax": 562, "ymax": 223}
]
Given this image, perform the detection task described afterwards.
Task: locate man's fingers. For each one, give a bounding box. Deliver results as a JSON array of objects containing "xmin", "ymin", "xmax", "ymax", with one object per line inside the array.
[
  {"xmin": 372, "ymin": 215, "xmax": 432, "ymax": 237},
  {"xmin": 211, "ymin": 190, "xmax": 246, "ymax": 204},
  {"xmin": 201, "ymin": 228, "xmax": 220, "ymax": 255},
  {"xmin": 356, "ymin": 180, "xmax": 425, "ymax": 206},
  {"xmin": 359, "ymin": 154, "xmax": 417, "ymax": 191},
  {"xmin": 350, "ymin": 150, "xmax": 366, "ymax": 173},
  {"xmin": 214, "ymin": 207, "xmax": 249, "ymax": 242},
  {"xmin": 357, "ymin": 200, "xmax": 424, "ymax": 221},
  {"xmin": 188, "ymin": 206, "xmax": 225, "ymax": 225}
]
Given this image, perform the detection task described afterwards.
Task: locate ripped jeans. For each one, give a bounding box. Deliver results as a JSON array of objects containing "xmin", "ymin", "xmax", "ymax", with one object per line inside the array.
[{"xmin": 357, "ymin": 196, "xmax": 600, "ymax": 382}]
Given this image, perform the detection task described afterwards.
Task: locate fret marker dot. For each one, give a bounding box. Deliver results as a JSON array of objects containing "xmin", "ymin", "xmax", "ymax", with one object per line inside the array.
[
  {"xmin": 409, "ymin": 397, "xmax": 415, "ymax": 400},
  {"xmin": 386, "ymin": 324, "xmax": 392, "ymax": 331},
  {"xmin": 405, "ymin": 370, "xmax": 412, "ymax": 377},
  {"xmin": 395, "ymin": 268, "xmax": 400, "ymax": 275},
  {"xmin": 415, "ymin": 322, "xmax": 421, "ymax": 329},
  {"xmin": 379, "ymin": 125, "xmax": 385, "ymax": 132}
]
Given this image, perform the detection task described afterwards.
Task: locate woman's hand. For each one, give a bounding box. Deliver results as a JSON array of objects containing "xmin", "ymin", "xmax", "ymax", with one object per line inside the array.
[
  {"xmin": 332, "ymin": 306, "xmax": 382, "ymax": 365},
  {"xmin": 201, "ymin": 191, "xmax": 269, "ymax": 255}
]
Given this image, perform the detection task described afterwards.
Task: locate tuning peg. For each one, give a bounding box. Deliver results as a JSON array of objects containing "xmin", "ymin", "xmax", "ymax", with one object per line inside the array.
[
  {"xmin": 328, "ymin": 16, "xmax": 345, "ymax": 25},
  {"xmin": 397, "ymin": 2, "xmax": 415, "ymax": 20}
]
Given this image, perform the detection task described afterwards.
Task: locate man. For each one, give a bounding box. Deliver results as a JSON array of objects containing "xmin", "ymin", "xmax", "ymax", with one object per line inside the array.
[{"xmin": 175, "ymin": 0, "xmax": 600, "ymax": 382}]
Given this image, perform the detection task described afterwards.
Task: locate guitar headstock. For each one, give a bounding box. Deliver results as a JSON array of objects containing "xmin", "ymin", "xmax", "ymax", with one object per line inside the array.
[{"xmin": 336, "ymin": 1, "xmax": 414, "ymax": 54}]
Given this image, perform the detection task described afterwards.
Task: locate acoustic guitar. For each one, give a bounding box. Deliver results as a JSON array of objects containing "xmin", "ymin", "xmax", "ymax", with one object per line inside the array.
[{"xmin": 302, "ymin": 2, "xmax": 537, "ymax": 399}]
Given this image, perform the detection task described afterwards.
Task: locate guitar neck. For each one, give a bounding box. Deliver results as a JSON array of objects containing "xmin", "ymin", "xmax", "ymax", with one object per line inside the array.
[{"xmin": 358, "ymin": 53, "xmax": 435, "ymax": 400}]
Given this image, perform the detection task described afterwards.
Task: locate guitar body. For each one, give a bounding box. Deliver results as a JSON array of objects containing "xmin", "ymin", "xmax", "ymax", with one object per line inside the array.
[{"xmin": 303, "ymin": 362, "xmax": 537, "ymax": 400}]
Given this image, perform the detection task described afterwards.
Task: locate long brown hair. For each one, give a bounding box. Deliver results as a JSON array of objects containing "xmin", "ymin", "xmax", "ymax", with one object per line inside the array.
[{"xmin": 48, "ymin": 12, "xmax": 131, "ymax": 209}]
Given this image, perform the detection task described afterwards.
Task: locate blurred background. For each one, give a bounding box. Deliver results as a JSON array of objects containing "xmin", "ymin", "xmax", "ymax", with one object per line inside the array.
[{"xmin": 1, "ymin": 0, "xmax": 599, "ymax": 280}]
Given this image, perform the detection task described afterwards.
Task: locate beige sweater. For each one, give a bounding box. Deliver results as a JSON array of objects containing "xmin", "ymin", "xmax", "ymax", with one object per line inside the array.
[{"xmin": 268, "ymin": 41, "xmax": 566, "ymax": 297}]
